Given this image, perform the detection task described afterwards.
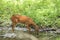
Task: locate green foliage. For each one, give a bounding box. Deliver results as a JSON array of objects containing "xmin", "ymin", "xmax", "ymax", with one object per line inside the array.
[{"xmin": 0, "ymin": 0, "xmax": 60, "ymax": 28}]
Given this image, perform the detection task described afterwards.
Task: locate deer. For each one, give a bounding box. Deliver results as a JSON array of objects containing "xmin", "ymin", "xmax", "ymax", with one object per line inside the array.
[{"xmin": 11, "ymin": 14, "xmax": 39, "ymax": 34}]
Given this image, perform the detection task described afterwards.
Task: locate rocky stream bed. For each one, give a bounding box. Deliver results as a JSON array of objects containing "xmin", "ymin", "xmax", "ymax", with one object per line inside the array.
[{"xmin": 0, "ymin": 27, "xmax": 60, "ymax": 40}]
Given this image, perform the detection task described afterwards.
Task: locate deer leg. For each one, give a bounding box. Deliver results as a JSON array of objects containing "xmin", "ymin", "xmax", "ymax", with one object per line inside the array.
[
  {"xmin": 26, "ymin": 25, "xmax": 31, "ymax": 33},
  {"xmin": 12, "ymin": 23, "xmax": 16, "ymax": 32}
]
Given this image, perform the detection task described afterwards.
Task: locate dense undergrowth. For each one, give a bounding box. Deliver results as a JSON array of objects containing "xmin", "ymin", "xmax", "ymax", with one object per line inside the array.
[{"xmin": 0, "ymin": 0, "xmax": 60, "ymax": 28}]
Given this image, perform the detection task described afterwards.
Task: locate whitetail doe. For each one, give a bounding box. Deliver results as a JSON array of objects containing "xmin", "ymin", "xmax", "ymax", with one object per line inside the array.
[{"xmin": 11, "ymin": 14, "xmax": 39, "ymax": 34}]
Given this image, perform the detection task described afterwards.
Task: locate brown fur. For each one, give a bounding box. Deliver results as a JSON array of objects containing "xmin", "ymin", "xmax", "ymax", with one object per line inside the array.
[{"xmin": 11, "ymin": 14, "xmax": 39, "ymax": 33}]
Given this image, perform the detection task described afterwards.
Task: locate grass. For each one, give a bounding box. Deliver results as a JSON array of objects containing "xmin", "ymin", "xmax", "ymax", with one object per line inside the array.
[{"xmin": 0, "ymin": 0, "xmax": 60, "ymax": 28}]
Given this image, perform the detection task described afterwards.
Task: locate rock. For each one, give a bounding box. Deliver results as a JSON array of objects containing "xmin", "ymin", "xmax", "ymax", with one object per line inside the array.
[
  {"xmin": 0, "ymin": 33, "xmax": 16, "ymax": 38},
  {"xmin": 55, "ymin": 29, "xmax": 60, "ymax": 34},
  {"xmin": 15, "ymin": 31, "xmax": 38, "ymax": 40},
  {"xmin": 0, "ymin": 31, "xmax": 38, "ymax": 40}
]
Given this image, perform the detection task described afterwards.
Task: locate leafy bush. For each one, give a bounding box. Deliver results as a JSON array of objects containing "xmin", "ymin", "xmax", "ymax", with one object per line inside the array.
[{"xmin": 0, "ymin": 0, "xmax": 60, "ymax": 28}]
